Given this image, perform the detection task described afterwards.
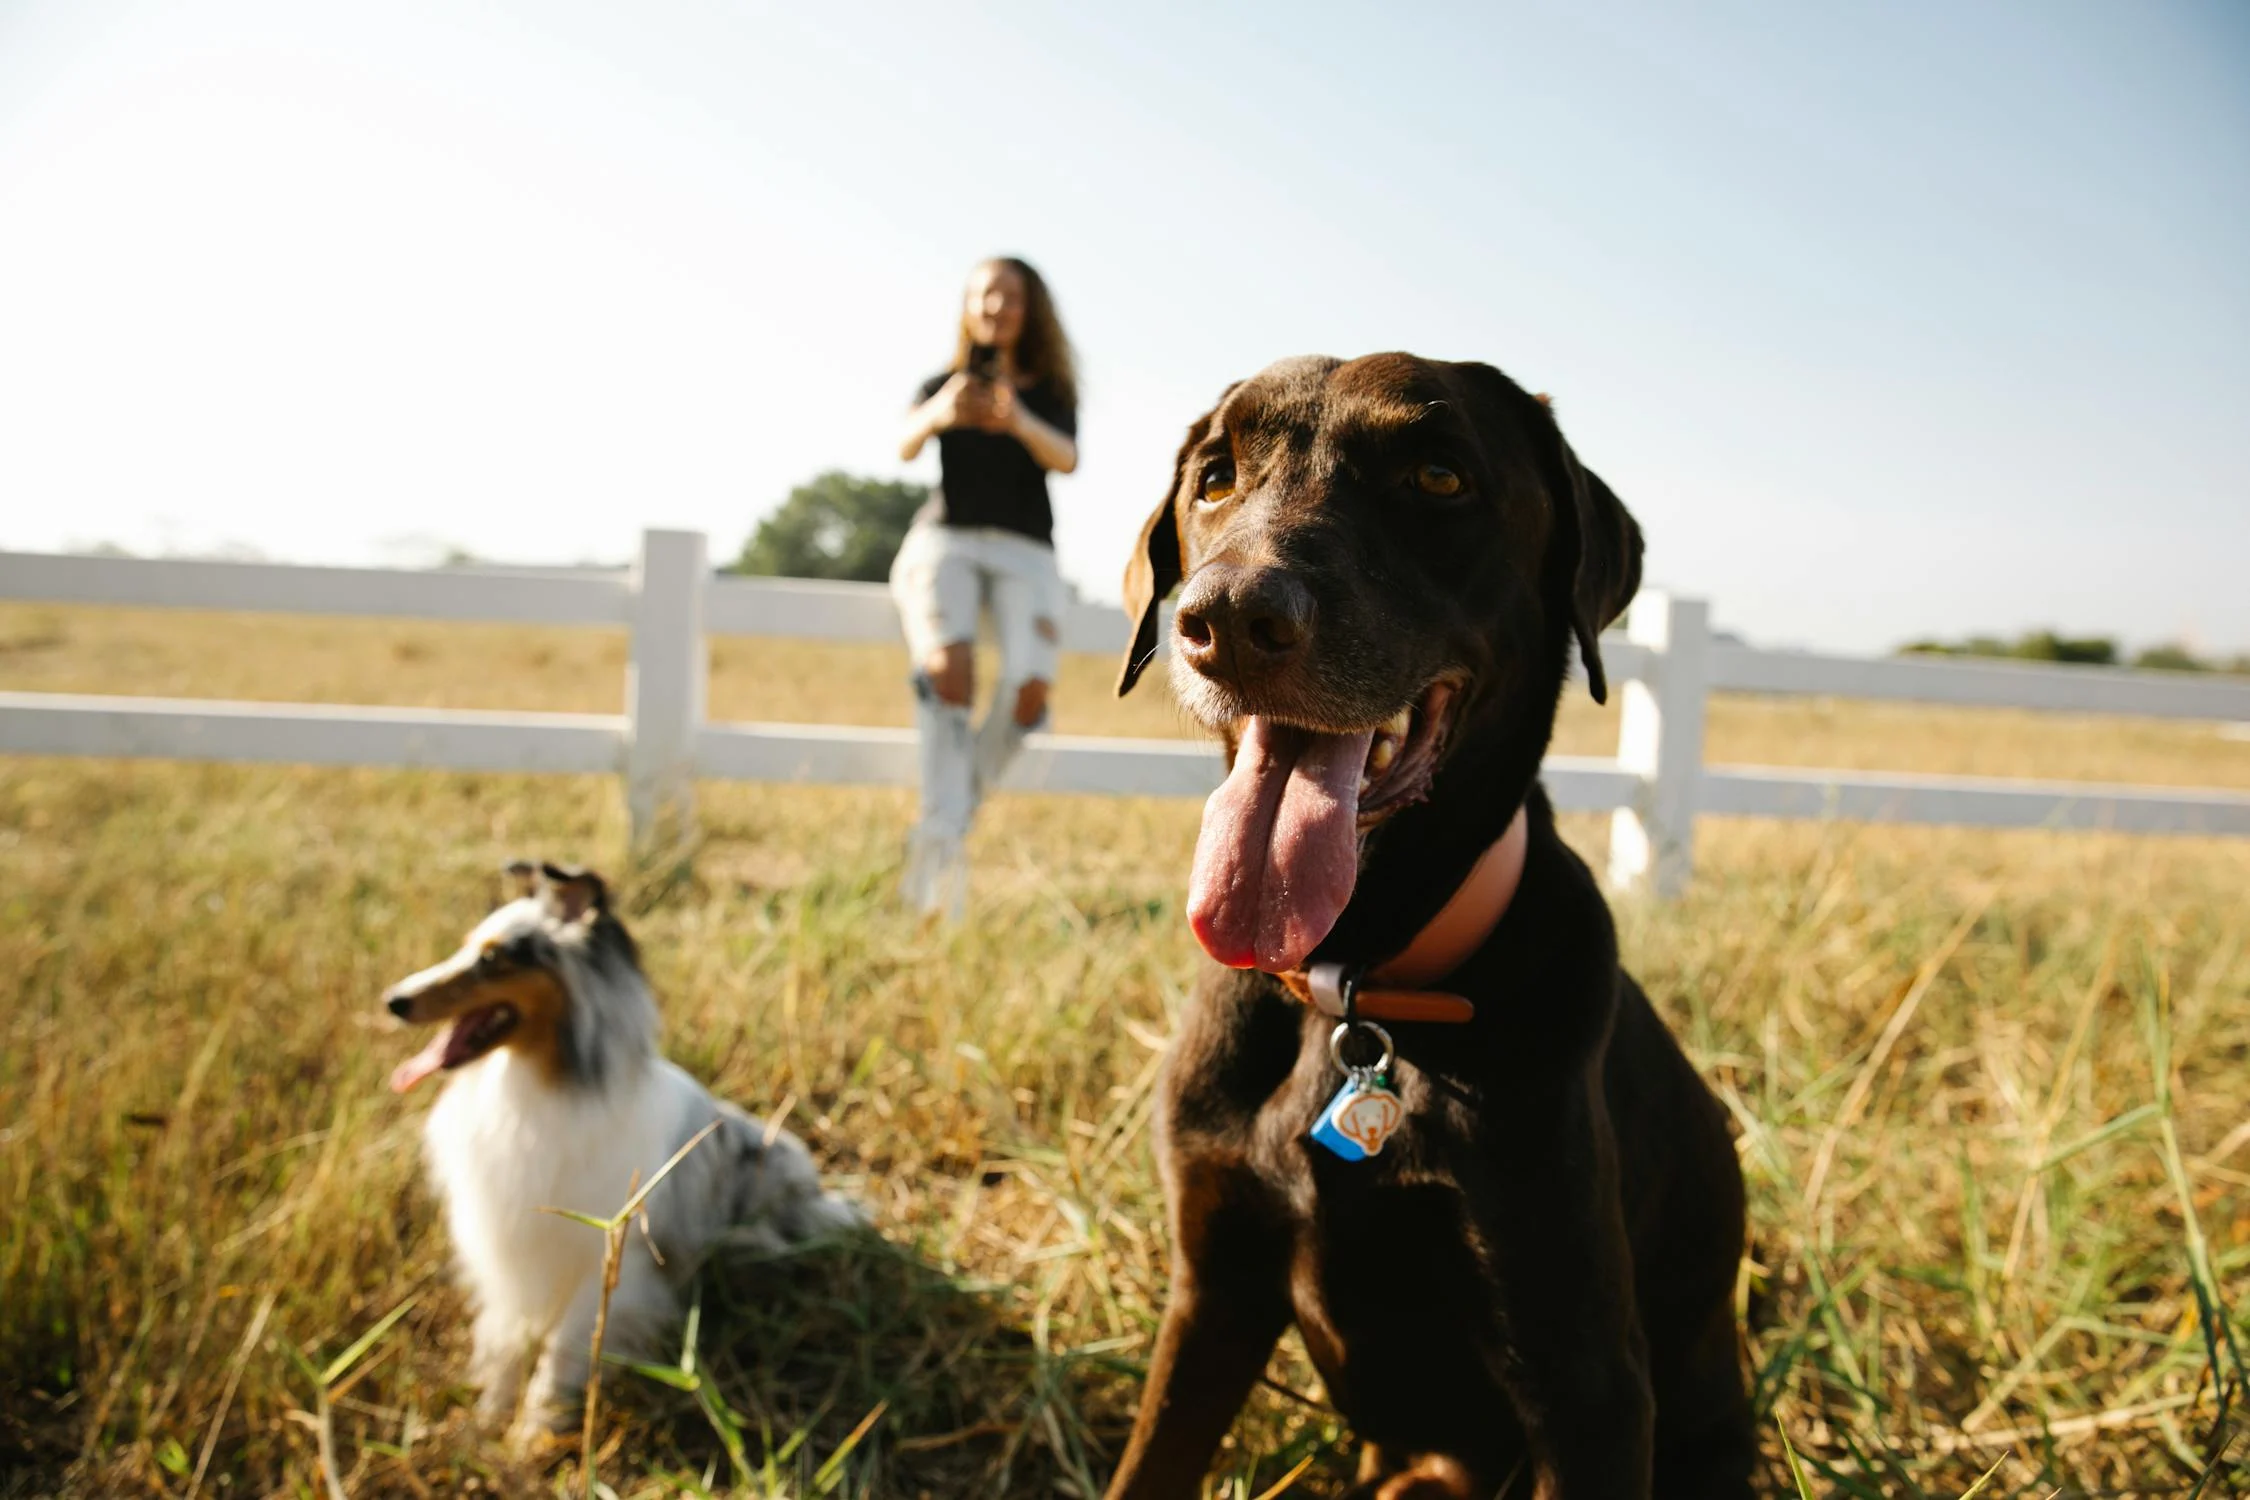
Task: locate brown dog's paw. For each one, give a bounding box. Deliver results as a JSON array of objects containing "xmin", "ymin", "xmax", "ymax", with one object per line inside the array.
[{"xmin": 1346, "ymin": 1452, "xmax": 1482, "ymax": 1500}]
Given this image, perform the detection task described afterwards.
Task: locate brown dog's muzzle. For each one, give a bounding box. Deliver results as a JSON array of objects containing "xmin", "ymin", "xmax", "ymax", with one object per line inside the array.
[{"xmin": 1173, "ymin": 563, "xmax": 1313, "ymax": 693}]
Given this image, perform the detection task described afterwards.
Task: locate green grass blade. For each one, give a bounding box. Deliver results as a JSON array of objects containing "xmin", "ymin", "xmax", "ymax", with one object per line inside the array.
[
  {"xmin": 679, "ymin": 1288, "xmax": 702, "ymax": 1378},
  {"xmin": 811, "ymin": 1399, "xmax": 889, "ymax": 1494},
  {"xmin": 318, "ymin": 1294, "xmax": 418, "ymax": 1387},
  {"xmin": 1778, "ymin": 1422, "xmax": 1817, "ymax": 1500},
  {"xmin": 694, "ymin": 1380, "xmax": 753, "ymax": 1484},
  {"xmin": 1956, "ymin": 1452, "xmax": 2007, "ymax": 1499},
  {"xmin": 540, "ymin": 1208, "xmax": 614, "ymax": 1230},
  {"xmin": 2033, "ymin": 1102, "xmax": 2161, "ymax": 1172},
  {"xmin": 609, "ymin": 1357, "xmax": 698, "ymax": 1391}
]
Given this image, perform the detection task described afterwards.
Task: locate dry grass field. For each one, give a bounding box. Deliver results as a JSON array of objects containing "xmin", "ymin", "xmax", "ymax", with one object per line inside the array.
[{"xmin": 4, "ymin": 602, "xmax": 2248, "ymax": 1498}]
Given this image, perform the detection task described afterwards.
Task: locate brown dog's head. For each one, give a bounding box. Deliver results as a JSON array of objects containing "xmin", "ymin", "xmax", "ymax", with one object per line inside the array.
[{"xmin": 1118, "ymin": 354, "xmax": 1640, "ymax": 972}]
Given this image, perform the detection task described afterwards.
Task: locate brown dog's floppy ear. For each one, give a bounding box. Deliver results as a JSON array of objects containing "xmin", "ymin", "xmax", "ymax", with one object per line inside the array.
[
  {"xmin": 1534, "ymin": 407, "xmax": 1642, "ymax": 704},
  {"xmin": 1455, "ymin": 365, "xmax": 1640, "ymax": 702},
  {"xmin": 537, "ymin": 863, "xmax": 609, "ymax": 923},
  {"xmin": 1117, "ymin": 397, "xmax": 1229, "ymax": 696},
  {"xmin": 1116, "ymin": 499, "xmax": 1179, "ymax": 696},
  {"xmin": 502, "ymin": 859, "xmax": 539, "ymax": 900}
]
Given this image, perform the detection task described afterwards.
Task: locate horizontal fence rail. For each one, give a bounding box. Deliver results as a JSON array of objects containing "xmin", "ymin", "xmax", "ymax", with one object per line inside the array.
[
  {"xmin": 4, "ymin": 532, "xmax": 2246, "ymax": 895},
  {"xmin": 1702, "ymin": 765, "xmax": 2250, "ymax": 837},
  {"xmin": 0, "ymin": 550, "xmax": 634, "ymax": 627},
  {"xmin": 0, "ymin": 692, "xmax": 626, "ymax": 775},
  {"xmin": 707, "ymin": 573, "xmax": 1143, "ymax": 656},
  {"xmin": 1709, "ymin": 643, "xmax": 2250, "ymax": 722}
]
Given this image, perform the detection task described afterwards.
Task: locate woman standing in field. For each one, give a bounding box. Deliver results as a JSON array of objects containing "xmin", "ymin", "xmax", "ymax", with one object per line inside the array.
[{"xmin": 891, "ymin": 257, "xmax": 1080, "ymax": 917}]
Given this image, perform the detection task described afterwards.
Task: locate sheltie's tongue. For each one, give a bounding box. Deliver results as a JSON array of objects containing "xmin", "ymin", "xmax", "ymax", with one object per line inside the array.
[
  {"xmin": 1188, "ymin": 715, "xmax": 1375, "ymax": 972},
  {"xmin": 387, "ymin": 1025, "xmax": 454, "ymax": 1095}
]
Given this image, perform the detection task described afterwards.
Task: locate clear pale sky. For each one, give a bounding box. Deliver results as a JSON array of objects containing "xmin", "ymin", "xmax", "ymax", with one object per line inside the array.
[{"xmin": 2, "ymin": 0, "xmax": 2245, "ymax": 655}]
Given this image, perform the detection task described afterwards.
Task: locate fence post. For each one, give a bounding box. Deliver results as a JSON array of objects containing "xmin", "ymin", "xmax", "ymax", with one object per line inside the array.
[
  {"xmin": 1608, "ymin": 591, "xmax": 1709, "ymax": 898},
  {"xmin": 625, "ymin": 529, "xmax": 707, "ymax": 850}
]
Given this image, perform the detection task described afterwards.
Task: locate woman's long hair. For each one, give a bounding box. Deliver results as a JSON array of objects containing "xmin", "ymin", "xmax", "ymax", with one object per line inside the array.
[{"xmin": 953, "ymin": 257, "xmax": 1078, "ymax": 413}]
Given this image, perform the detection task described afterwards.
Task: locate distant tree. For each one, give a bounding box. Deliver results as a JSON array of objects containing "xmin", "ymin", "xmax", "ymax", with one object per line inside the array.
[
  {"xmin": 730, "ymin": 472, "xmax": 928, "ymax": 582},
  {"xmin": 2131, "ymin": 643, "xmax": 2207, "ymax": 673},
  {"xmin": 1898, "ymin": 630, "xmax": 2119, "ymax": 666},
  {"xmin": 2012, "ymin": 630, "xmax": 2118, "ymax": 666}
]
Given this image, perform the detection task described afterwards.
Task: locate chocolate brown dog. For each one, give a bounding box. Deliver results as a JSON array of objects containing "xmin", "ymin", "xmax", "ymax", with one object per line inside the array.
[{"xmin": 1105, "ymin": 355, "xmax": 1753, "ymax": 1498}]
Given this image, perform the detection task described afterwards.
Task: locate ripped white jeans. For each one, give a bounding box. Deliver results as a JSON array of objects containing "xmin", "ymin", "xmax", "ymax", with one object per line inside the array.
[{"xmin": 888, "ymin": 522, "xmax": 1063, "ymax": 914}]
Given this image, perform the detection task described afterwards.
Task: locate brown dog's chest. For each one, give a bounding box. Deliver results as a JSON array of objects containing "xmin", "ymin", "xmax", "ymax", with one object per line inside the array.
[{"xmin": 1169, "ymin": 990, "xmax": 1519, "ymax": 1426}]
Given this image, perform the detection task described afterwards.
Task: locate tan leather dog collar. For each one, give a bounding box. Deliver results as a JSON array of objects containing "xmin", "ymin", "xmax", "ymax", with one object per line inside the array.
[{"xmin": 1278, "ymin": 806, "xmax": 1528, "ymax": 1025}]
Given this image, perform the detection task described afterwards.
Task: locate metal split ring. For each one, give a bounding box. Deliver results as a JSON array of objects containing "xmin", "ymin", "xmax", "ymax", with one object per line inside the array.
[{"xmin": 1328, "ymin": 1020, "xmax": 1395, "ymax": 1077}]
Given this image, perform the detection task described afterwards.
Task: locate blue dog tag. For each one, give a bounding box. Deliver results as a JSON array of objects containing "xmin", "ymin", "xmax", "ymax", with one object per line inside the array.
[{"xmin": 1310, "ymin": 1074, "xmax": 1405, "ymax": 1161}]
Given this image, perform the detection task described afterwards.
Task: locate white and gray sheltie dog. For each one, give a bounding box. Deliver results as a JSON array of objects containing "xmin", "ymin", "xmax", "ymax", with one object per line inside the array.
[{"xmin": 382, "ymin": 861, "xmax": 861, "ymax": 1442}]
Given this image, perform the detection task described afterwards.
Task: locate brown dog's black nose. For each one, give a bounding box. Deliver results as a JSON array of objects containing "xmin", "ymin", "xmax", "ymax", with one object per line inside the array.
[
  {"xmin": 1174, "ymin": 565, "xmax": 1312, "ymax": 687},
  {"xmin": 386, "ymin": 993, "xmax": 413, "ymax": 1019}
]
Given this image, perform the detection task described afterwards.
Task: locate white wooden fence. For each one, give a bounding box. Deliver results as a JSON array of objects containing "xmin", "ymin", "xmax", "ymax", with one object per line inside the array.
[{"xmin": 4, "ymin": 529, "xmax": 2248, "ymax": 896}]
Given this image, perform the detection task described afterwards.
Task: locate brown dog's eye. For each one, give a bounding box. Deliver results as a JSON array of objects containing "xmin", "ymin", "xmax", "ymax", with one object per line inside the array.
[
  {"xmin": 1414, "ymin": 463, "xmax": 1465, "ymax": 498},
  {"xmin": 1196, "ymin": 461, "xmax": 1236, "ymax": 505}
]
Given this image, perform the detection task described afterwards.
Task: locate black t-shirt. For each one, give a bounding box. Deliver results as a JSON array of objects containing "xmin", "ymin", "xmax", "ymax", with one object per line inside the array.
[{"xmin": 916, "ymin": 371, "xmax": 1076, "ymax": 544}]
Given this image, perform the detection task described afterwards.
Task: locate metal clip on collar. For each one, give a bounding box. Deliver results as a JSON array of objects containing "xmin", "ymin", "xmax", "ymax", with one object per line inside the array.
[{"xmin": 1304, "ymin": 961, "xmax": 1361, "ymax": 1022}]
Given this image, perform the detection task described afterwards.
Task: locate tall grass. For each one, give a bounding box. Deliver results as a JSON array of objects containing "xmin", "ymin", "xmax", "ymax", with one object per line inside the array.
[{"xmin": 2, "ymin": 605, "xmax": 2247, "ymax": 1496}]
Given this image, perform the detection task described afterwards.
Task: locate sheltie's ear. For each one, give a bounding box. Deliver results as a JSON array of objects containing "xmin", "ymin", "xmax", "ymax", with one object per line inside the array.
[
  {"xmin": 502, "ymin": 858, "xmax": 539, "ymax": 901},
  {"xmin": 538, "ymin": 863, "xmax": 610, "ymax": 924}
]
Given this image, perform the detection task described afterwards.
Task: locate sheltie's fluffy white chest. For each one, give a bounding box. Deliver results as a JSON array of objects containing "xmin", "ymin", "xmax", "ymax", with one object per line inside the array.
[{"xmin": 424, "ymin": 1051, "xmax": 691, "ymax": 1328}]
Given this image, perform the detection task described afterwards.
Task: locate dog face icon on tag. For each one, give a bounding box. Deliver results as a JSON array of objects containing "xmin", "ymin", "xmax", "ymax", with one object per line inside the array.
[{"xmin": 1310, "ymin": 1078, "xmax": 1406, "ymax": 1161}]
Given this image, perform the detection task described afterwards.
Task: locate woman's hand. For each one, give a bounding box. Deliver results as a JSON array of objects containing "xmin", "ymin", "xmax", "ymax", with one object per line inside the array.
[
  {"xmin": 929, "ymin": 372, "xmax": 983, "ymax": 430},
  {"xmin": 968, "ymin": 379, "xmax": 1015, "ymax": 432},
  {"xmin": 902, "ymin": 373, "xmax": 982, "ymax": 459},
  {"xmin": 934, "ymin": 374, "xmax": 1018, "ymax": 433},
  {"xmin": 902, "ymin": 371, "xmax": 1074, "ymax": 472}
]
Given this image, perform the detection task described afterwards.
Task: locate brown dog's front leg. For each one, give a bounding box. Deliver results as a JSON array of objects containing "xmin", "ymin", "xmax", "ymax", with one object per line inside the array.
[
  {"xmin": 1104, "ymin": 1280, "xmax": 1288, "ymax": 1498},
  {"xmin": 1105, "ymin": 1166, "xmax": 1292, "ymax": 1500},
  {"xmin": 1486, "ymin": 1077, "xmax": 1657, "ymax": 1497}
]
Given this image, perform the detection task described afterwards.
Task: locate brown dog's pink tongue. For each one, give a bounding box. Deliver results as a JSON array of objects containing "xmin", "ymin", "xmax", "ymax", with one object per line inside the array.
[
  {"xmin": 388, "ymin": 1026, "xmax": 454, "ymax": 1095},
  {"xmin": 1189, "ymin": 715, "xmax": 1373, "ymax": 972}
]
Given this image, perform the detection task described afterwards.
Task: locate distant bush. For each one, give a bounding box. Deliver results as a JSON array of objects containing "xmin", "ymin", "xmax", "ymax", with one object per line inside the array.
[
  {"xmin": 1900, "ymin": 631, "xmax": 2245, "ymax": 675},
  {"xmin": 1901, "ymin": 630, "xmax": 2116, "ymax": 666},
  {"xmin": 2130, "ymin": 643, "xmax": 2205, "ymax": 673}
]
